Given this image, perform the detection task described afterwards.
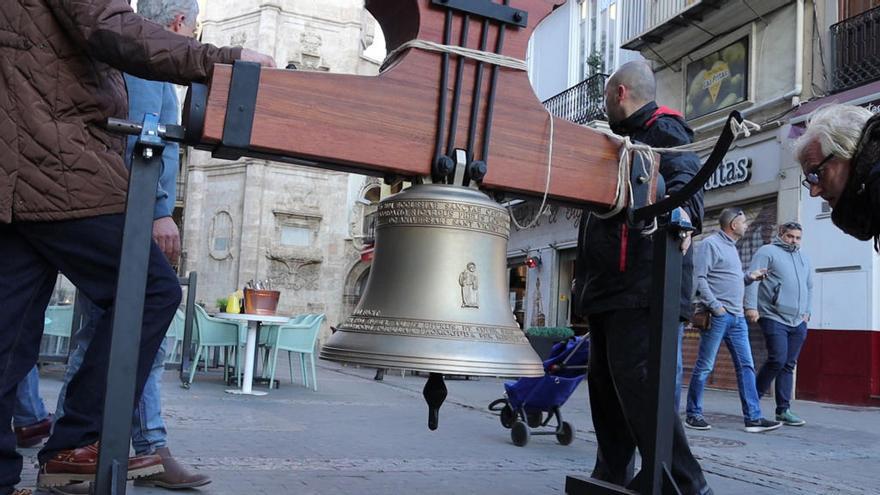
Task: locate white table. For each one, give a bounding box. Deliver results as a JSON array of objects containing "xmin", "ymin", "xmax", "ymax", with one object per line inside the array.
[{"xmin": 216, "ymin": 313, "xmax": 289, "ymax": 396}]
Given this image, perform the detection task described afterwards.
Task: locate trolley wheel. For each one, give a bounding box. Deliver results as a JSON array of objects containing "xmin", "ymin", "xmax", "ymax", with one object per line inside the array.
[
  {"xmin": 556, "ymin": 421, "xmax": 575, "ymax": 445},
  {"xmin": 526, "ymin": 410, "xmax": 543, "ymax": 428},
  {"xmin": 500, "ymin": 404, "xmax": 515, "ymax": 429},
  {"xmin": 511, "ymin": 421, "xmax": 530, "ymax": 447}
]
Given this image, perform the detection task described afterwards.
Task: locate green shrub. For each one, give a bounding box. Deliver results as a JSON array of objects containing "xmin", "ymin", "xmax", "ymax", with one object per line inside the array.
[
  {"xmin": 525, "ymin": 326, "xmax": 574, "ymax": 339},
  {"xmin": 216, "ymin": 297, "xmax": 228, "ymax": 312}
]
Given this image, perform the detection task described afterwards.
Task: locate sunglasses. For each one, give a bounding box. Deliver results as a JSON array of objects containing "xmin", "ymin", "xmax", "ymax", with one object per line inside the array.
[
  {"xmin": 801, "ymin": 153, "xmax": 835, "ymax": 189},
  {"xmin": 781, "ymin": 221, "xmax": 802, "ymax": 231}
]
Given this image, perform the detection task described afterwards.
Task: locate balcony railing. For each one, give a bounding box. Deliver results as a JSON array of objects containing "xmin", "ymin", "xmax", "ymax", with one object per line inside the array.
[
  {"xmin": 542, "ymin": 73, "xmax": 608, "ymax": 125},
  {"xmin": 831, "ymin": 5, "xmax": 880, "ymax": 93},
  {"xmin": 621, "ymin": 0, "xmax": 703, "ymax": 46}
]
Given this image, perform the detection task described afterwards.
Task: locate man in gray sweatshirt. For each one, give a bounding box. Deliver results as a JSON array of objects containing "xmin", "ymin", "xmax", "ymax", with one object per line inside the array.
[
  {"xmin": 686, "ymin": 208, "xmax": 781, "ymax": 433},
  {"xmin": 746, "ymin": 221, "xmax": 813, "ymax": 426}
]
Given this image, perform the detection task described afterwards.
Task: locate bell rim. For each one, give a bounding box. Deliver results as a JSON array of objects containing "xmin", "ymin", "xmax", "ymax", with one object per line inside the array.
[{"xmin": 319, "ymin": 347, "xmax": 546, "ymax": 377}]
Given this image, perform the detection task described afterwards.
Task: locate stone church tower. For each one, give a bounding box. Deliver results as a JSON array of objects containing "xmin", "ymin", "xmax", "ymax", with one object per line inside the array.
[{"xmin": 180, "ymin": 0, "xmax": 382, "ymax": 339}]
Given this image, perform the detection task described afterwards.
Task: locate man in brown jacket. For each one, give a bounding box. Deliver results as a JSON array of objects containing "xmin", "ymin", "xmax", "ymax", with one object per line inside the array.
[{"xmin": 0, "ymin": 1, "xmax": 274, "ymax": 493}]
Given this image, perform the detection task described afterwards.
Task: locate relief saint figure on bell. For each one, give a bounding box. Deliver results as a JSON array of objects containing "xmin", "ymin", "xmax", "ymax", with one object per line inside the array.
[{"xmin": 459, "ymin": 262, "xmax": 479, "ymax": 308}]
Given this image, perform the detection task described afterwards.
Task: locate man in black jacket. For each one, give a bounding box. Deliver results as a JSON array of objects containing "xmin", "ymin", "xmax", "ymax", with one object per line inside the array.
[
  {"xmin": 795, "ymin": 103, "xmax": 880, "ymax": 247},
  {"xmin": 574, "ymin": 61, "xmax": 711, "ymax": 494}
]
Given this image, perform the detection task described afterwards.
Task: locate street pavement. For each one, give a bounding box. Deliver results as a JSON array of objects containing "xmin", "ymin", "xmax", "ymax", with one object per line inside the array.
[{"xmin": 20, "ymin": 358, "xmax": 880, "ymax": 494}]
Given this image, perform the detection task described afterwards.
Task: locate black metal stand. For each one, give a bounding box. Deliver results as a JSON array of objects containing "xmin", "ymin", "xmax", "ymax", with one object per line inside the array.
[
  {"xmin": 93, "ymin": 115, "xmax": 167, "ymax": 495},
  {"xmin": 564, "ymin": 219, "xmax": 684, "ymax": 495},
  {"xmin": 178, "ymin": 272, "xmax": 198, "ymax": 388}
]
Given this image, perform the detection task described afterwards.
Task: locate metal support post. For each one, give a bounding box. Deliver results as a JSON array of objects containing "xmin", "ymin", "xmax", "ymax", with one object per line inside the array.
[
  {"xmin": 93, "ymin": 114, "xmax": 166, "ymax": 495},
  {"xmin": 178, "ymin": 272, "xmax": 198, "ymax": 388}
]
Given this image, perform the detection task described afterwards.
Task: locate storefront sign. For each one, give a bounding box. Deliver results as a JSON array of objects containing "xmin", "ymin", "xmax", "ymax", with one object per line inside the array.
[
  {"xmin": 685, "ymin": 37, "xmax": 749, "ymax": 120},
  {"xmin": 704, "ymin": 157, "xmax": 752, "ymax": 191}
]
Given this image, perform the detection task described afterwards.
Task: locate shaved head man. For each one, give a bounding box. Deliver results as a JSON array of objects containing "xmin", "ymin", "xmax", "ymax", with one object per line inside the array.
[
  {"xmin": 604, "ymin": 60, "xmax": 657, "ymax": 125},
  {"xmin": 574, "ymin": 60, "xmax": 712, "ymax": 494}
]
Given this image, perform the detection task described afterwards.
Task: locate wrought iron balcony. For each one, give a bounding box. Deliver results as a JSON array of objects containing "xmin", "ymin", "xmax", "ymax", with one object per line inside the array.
[
  {"xmin": 831, "ymin": 5, "xmax": 880, "ymax": 93},
  {"xmin": 542, "ymin": 73, "xmax": 608, "ymax": 125}
]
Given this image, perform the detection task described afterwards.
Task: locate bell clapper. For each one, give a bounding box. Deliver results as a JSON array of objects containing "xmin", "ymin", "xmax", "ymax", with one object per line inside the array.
[{"xmin": 423, "ymin": 372, "xmax": 448, "ymax": 430}]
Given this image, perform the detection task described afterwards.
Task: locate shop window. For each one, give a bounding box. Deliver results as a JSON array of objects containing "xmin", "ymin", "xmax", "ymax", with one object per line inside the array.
[
  {"xmin": 508, "ymin": 259, "xmax": 527, "ymax": 329},
  {"xmin": 696, "ymin": 199, "xmax": 777, "ymax": 271}
]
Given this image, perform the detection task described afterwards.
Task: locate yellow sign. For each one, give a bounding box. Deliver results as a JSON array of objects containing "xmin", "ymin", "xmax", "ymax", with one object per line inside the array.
[
  {"xmin": 702, "ymin": 62, "xmax": 731, "ymax": 103},
  {"xmin": 686, "ymin": 37, "xmax": 748, "ymax": 120}
]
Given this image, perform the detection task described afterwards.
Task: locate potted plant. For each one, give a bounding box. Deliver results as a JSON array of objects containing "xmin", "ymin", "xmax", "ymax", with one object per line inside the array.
[
  {"xmin": 215, "ymin": 297, "xmax": 229, "ymax": 313},
  {"xmin": 525, "ymin": 326, "xmax": 575, "ymax": 360}
]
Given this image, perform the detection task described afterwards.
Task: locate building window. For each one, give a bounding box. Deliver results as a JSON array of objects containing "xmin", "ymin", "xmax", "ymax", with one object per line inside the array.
[
  {"xmin": 209, "ymin": 211, "xmax": 234, "ymax": 260},
  {"xmin": 578, "ymin": 0, "xmax": 641, "ymax": 80}
]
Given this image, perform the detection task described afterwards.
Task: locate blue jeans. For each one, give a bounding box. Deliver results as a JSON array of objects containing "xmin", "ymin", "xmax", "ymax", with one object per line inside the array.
[
  {"xmin": 55, "ymin": 297, "xmax": 170, "ymax": 455},
  {"xmin": 755, "ymin": 319, "xmax": 807, "ymax": 415},
  {"xmin": 686, "ymin": 313, "xmax": 763, "ymax": 423},
  {"xmin": 675, "ymin": 323, "xmax": 684, "ymax": 415},
  {"xmin": 13, "ymin": 366, "xmax": 49, "ymax": 428}
]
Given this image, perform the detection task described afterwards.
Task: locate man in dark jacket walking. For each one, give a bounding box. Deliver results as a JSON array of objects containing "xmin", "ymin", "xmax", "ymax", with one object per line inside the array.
[
  {"xmin": 574, "ymin": 61, "xmax": 710, "ymax": 494},
  {"xmin": 0, "ymin": 1, "xmax": 274, "ymax": 493}
]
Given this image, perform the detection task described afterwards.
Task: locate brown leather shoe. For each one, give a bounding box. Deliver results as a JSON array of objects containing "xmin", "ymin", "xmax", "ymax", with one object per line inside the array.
[
  {"xmin": 15, "ymin": 415, "xmax": 53, "ymax": 448},
  {"xmin": 133, "ymin": 447, "xmax": 211, "ymax": 489},
  {"xmin": 37, "ymin": 442, "xmax": 164, "ymax": 488}
]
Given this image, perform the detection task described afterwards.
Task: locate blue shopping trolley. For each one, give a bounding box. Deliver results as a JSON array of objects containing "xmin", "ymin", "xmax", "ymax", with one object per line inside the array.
[{"xmin": 488, "ymin": 334, "xmax": 589, "ymax": 446}]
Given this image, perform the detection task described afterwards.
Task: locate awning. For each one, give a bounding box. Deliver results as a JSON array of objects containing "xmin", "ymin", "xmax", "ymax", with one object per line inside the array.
[
  {"xmin": 790, "ymin": 80, "xmax": 880, "ymax": 127},
  {"xmin": 360, "ymin": 245, "xmax": 375, "ymax": 262}
]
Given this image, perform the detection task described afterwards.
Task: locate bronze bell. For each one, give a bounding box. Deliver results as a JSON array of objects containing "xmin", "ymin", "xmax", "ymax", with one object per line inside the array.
[{"xmin": 320, "ymin": 184, "xmax": 544, "ymax": 428}]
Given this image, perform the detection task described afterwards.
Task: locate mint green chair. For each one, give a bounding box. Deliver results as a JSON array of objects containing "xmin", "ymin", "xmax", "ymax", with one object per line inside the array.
[
  {"xmin": 164, "ymin": 308, "xmax": 186, "ymax": 364},
  {"xmin": 190, "ymin": 305, "xmax": 243, "ymax": 386},
  {"xmin": 43, "ymin": 305, "xmax": 74, "ymax": 356},
  {"xmin": 258, "ymin": 313, "xmax": 311, "ymax": 375},
  {"xmin": 264, "ymin": 313, "xmax": 325, "ymax": 390}
]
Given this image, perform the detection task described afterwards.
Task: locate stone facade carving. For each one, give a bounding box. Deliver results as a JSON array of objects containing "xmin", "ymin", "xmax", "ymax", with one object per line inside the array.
[
  {"xmin": 181, "ymin": 0, "xmax": 381, "ymax": 340},
  {"xmin": 230, "ymin": 31, "xmax": 247, "ymax": 47}
]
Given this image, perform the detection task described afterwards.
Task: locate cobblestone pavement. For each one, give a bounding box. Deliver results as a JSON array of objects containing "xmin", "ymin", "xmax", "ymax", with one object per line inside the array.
[{"xmin": 19, "ymin": 359, "xmax": 880, "ymax": 494}]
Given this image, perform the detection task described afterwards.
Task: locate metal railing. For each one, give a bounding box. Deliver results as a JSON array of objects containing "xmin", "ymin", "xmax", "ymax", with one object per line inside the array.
[
  {"xmin": 542, "ymin": 73, "xmax": 608, "ymax": 125},
  {"xmin": 831, "ymin": 5, "xmax": 880, "ymax": 93},
  {"xmin": 621, "ymin": 0, "xmax": 702, "ymax": 44}
]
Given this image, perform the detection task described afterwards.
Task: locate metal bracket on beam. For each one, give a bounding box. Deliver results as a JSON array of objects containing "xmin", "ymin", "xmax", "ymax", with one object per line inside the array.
[
  {"xmin": 431, "ymin": 0, "xmax": 528, "ymax": 28},
  {"xmin": 215, "ymin": 60, "xmax": 262, "ymax": 160}
]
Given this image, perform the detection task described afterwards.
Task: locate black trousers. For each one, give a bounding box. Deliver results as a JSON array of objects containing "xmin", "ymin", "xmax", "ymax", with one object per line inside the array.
[
  {"xmin": 588, "ymin": 308, "xmax": 708, "ymax": 495},
  {"xmin": 0, "ymin": 215, "xmax": 181, "ymax": 494}
]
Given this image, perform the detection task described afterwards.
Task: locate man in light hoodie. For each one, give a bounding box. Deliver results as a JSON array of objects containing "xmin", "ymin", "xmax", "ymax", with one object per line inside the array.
[{"xmin": 745, "ymin": 221, "xmax": 813, "ymax": 426}]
